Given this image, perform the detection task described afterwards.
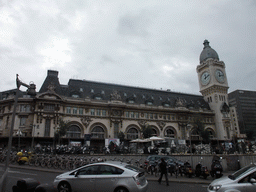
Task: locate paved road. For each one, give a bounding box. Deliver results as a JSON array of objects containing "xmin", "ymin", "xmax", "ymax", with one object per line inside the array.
[
  {"xmin": 0, "ymin": 165, "xmax": 211, "ymax": 192},
  {"xmin": 0, "ymin": 167, "xmax": 208, "ymax": 192}
]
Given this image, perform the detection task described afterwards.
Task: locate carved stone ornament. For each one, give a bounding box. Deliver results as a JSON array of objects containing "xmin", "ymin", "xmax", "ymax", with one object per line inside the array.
[
  {"xmin": 110, "ymin": 90, "xmax": 122, "ymax": 101},
  {"xmin": 175, "ymin": 97, "xmax": 186, "ymax": 107},
  {"xmin": 47, "ymin": 83, "xmax": 56, "ymax": 92},
  {"xmin": 81, "ymin": 116, "xmax": 92, "ymax": 128},
  {"xmin": 157, "ymin": 121, "xmax": 166, "ymax": 131},
  {"xmin": 138, "ymin": 120, "xmax": 147, "ymax": 127},
  {"xmin": 111, "ymin": 109, "xmax": 122, "ymax": 117}
]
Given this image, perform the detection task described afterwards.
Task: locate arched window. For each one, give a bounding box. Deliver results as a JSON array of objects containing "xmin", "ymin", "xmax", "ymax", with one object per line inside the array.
[
  {"xmin": 127, "ymin": 128, "xmax": 139, "ymax": 140},
  {"xmin": 191, "ymin": 129, "xmax": 200, "ymax": 140},
  {"xmin": 164, "ymin": 127, "xmax": 176, "ymax": 138},
  {"xmin": 206, "ymin": 128, "xmax": 215, "ymax": 139},
  {"xmin": 151, "ymin": 128, "xmax": 157, "ymax": 136},
  {"xmin": 66, "ymin": 125, "xmax": 81, "ymax": 138},
  {"xmin": 91, "ymin": 126, "xmax": 105, "ymax": 139}
]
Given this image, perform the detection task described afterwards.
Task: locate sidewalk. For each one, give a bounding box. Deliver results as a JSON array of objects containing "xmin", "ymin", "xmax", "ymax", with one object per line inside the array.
[{"xmin": 3, "ymin": 164, "xmax": 232, "ymax": 185}]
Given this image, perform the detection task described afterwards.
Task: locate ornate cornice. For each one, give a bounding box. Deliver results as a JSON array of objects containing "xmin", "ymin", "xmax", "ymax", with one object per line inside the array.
[{"xmin": 200, "ymin": 85, "xmax": 229, "ymax": 96}]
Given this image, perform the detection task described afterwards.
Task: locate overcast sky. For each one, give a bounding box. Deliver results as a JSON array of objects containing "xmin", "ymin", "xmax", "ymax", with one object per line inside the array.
[{"xmin": 1, "ymin": 0, "xmax": 255, "ymax": 95}]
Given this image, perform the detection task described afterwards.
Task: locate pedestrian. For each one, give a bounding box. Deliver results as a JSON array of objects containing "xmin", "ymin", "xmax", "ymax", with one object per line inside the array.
[{"xmin": 158, "ymin": 158, "xmax": 169, "ymax": 186}]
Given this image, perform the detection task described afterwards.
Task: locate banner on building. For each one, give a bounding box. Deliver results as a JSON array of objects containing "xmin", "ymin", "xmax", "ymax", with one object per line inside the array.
[
  {"xmin": 178, "ymin": 139, "xmax": 186, "ymax": 145},
  {"xmin": 70, "ymin": 141, "xmax": 81, "ymax": 147},
  {"xmin": 105, "ymin": 138, "xmax": 120, "ymax": 147}
]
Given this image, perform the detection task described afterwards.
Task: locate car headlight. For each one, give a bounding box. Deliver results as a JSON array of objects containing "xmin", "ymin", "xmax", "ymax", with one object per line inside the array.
[{"xmin": 209, "ymin": 185, "xmax": 222, "ymax": 191}]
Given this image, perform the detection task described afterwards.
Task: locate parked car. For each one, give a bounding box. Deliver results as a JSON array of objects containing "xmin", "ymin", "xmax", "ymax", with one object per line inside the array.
[
  {"xmin": 207, "ymin": 163, "xmax": 256, "ymax": 192},
  {"xmin": 53, "ymin": 161, "xmax": 148, "ymax": 192}
]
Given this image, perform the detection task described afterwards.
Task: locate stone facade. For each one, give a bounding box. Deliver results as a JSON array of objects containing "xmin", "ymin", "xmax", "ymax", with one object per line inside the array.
[{"xmin": 0, "ymin": 40, "xmax": 242, "ymax": 149}]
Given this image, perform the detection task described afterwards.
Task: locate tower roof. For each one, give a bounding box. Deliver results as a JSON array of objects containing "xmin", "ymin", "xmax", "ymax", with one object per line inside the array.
[{"xmin": 200, "ymin": 40, "xmax": 219, "ymax": 63}]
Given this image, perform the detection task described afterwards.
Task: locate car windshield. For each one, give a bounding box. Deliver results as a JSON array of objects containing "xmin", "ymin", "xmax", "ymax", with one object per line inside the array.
[{"xmin": 228, "ymin": 164, "xmax": 255, "ymax": 180}]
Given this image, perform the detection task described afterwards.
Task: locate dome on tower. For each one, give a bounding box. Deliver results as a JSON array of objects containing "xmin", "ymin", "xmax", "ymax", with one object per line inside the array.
[{"xmin": 199, "ymin": 40, "xmax": 219, "ymax": 63}]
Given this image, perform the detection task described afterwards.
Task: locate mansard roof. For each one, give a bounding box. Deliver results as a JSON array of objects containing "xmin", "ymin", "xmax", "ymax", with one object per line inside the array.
[{"xmin": 38, "ymin": 70, "xmax": 210, "ymax": 110}]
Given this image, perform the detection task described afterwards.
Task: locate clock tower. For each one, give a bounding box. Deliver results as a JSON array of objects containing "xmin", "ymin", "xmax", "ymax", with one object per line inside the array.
[{"xmin": 197, "ymin": 40, "xmax": 231, "ymax": 141}]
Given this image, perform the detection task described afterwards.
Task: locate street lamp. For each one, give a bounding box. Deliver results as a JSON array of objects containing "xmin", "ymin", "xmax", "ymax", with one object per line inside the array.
[
  {"xmin": 31, "ymin": 124, "xmax": 37, "ymax": 149},
  {"xmin": 1, "ymin": 75, "xmax": 36, "ymax": 192},
  {"xmin": 17, "ymin": 129, "xmax": 22, "ymax": 150},
  {"xmin": 187, "ymin": 124, "xmax": 193, "ymax": 168}
]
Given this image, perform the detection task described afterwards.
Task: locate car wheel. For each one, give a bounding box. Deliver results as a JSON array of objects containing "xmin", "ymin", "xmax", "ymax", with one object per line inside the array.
[
  {"xmin": 58, "ymin": 182, "xmax": 71, "ymax": 192},
  {"xmin": 115, "ymin": 187, "xmax": 128, "ymax": 192}
]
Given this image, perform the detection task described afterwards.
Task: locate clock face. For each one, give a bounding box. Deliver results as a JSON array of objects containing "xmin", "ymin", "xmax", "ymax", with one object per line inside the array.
[
  {"xmin": 201, "ymin": 71, "xmax": 210, "ymax": 85},
  {"xmin": 215, "ymin": 69, "xmax": 225, "ymax": 83}
]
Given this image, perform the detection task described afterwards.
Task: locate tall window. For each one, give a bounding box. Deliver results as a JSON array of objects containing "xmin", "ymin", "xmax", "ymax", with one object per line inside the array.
[
  {"xmin": 91, "ymin": 109, "xmax": 95, "ymax": 116},
  {"xmin": 66, "ymin": 107, "xmax": 71, "ymax": 114},
  {"xmin": 20, "ymin": 117, "xmax": 27, "ymax": 126},
  {"xmin": 114, "ymin": 123, "xmax": 119, "ymax": 138},
  {"xmin": 79, "ymin": 108, "xmax": 83, "ymax": 115},
  {"xmin": 44, "ymin": 104, "xmax": 55, "ymax": 111},
  {"xmin": 67, "ymin": 125, "xmax": 81, "ymax": 138},
  {"xmin": 125, "ymin": 112, "xmax": 129, "ymax": 118},
  {"xmin": 135, "ymin": 112, "xmax": 139, "ymax": 118},
  {"xmin": 44, "ymin": 119, "xmax": 51, "ymax": 137},
  {"xmin": 96, "ymin": 109, "xmax": 101, "ymax": 116},
  {"xmin": 102, "ymin": 110, "xmax": 106, "ymax": 116},
  {"xmin": 20, "ymin": 105, "xmax": 30, "ymax": 112},
  {"xmin": 73, "ymin": 107, "xmax": 77, "ymax": 114}
]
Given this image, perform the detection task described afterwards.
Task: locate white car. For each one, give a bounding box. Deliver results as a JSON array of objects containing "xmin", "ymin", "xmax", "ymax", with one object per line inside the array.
[
  {"xmin": 53, "ymin": 161, "xmax": 148, "ymax": 192},
  {"xmin": 208, "ymin": 163, "xmax": 256, "ymax": 192}
]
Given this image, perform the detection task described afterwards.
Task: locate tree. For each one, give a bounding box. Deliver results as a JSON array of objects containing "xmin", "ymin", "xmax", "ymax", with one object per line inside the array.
[
  {"xmin": 193, "ymin": 116, "xmax": 210, "ymax": 144},
  {"xmin": 118, "ymin": 131, "xmax": 125, "ymax": 142},
  {"xmin": 54, "ymin": 119, "xmax": 69, "ymax": 145},
  {"xmin": 141, "ymin": 124, "xmax": 153, "ymax": 139}
]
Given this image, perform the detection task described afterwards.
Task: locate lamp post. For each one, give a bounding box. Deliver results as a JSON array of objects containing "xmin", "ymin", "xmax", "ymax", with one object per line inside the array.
[
  {"xmin": 1, "ymin": 75, "xmax": 36, "ymax": 192},
  {"xmin": 31, "ymin": 124, "xmax": 37, "ymax": 149},
  {"xmin": 18, "ymin": 129, "xmax": 22, "ymax": 150},
  {"xmin": 187, "ymin": 124, "xmax": 193, "ymax": 168}
]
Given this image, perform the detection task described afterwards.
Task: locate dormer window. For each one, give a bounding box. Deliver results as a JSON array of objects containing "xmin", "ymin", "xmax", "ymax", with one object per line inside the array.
[
  {"xmin": 146, "ymin": 101, "xmax": 153, "ymax": 105},
  {"xmin": 80, "ymin": 88, "xmax": 83, "ymax": 92},
  {"xmin": 95, "ymin": 96, "xmax": 102, "ymax": 100},
  {"xmin": 151, "ymin": 95, "xmax": 154, "ymax": 100},
  {"xmin": 91, "ymin": 89, "xmax": 94, "ymax": 93},
  {"xmin": 163, "ymin": 103, "xmax": 170, "ymax": 107},
  {"xmin": 133, "ymin": 94, "xmax": 136, "ymax": 98},
  {"xmin": 124, "ymin": 93, "xmax": 127, "ymax": 97},
  {"xmin": 72, "ymin": 94, "xmax": 79, "ymax": 98},
  {"xmin": 142, "ymin": 94, "xmax": 145, "ymax": 99},
  {"xmin": 159, "ymin": 96, "xmax": 162, "ymax": 100},
  {"xmin": 128, "ymin": 100, "xmax": 135, "ymax": 104},
  {"xmin": 101, "ymin": 90, "xmax": 105, "ymax": 94}
]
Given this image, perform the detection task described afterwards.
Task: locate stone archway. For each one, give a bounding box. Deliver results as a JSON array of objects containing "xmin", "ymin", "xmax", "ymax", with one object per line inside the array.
[
  {"xmin": 206, "ymin": 128, "xmax": 215, "ymax": 139},
  {"xmin": 66, "ymin": 125, "xmax": 81, "ymax": 138},
  {"xmin": 90, "ymin": 123, "xmax": 108, "ymax": 139},
  {"xmin": 164, "ymin": 126, "xmax": 177, "ymax": 138},
  {"xmin": 126, "ymin": 125, "xmax": 140, "ymax": 140},
  {"xmin": 150, "ymin": 125, "xmax": 160, "ymax": 137},
  {"xmin": 191, "ymin": 129, "xmax": 200, "ymax": 140}
]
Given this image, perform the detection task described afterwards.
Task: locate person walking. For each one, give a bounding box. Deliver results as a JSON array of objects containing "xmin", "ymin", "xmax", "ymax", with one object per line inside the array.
[{"xmin": 158, "ymin": 158, "xmax": 169, "ymax": 186}]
